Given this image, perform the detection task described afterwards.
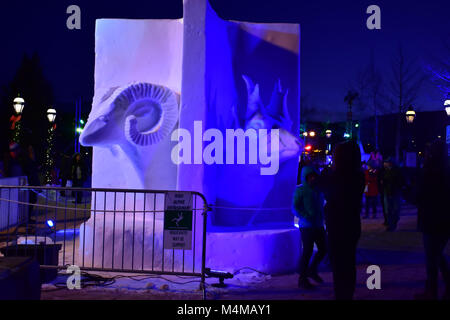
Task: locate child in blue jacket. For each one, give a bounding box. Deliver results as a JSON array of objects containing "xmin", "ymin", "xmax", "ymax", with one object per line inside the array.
[{"xmin": 292, "ymin": 166, "xmax": 327, "ymax": 289}]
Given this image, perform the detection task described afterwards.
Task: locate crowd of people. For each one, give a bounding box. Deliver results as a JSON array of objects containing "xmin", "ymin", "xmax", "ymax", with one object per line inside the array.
[
  {"xmin": 362, "ymin": 152, "xmax": 405, "ymax": 231},
  {"xmin": 293, "ymin": 140, "xmax": 449, "ymax": 300},
  {"xmin": 0, "ymin": 142, "xmax": 88, "ymax": 204}
]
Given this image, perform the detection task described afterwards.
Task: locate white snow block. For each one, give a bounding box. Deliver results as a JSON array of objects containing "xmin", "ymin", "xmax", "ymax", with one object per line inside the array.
[
  {"xmin": 79, "ymin": 0, "xmax": 302, "ymax": 275},
  {"xmin": 86, "ymin": 18, "xmax": 184, "ymax": 190},
  {"xmin": 206, "ymin": 228, "xmax": 300, "ymax": 275},
  {"xmin": 78, "ymin": 192, "xmax": 205, "ymax": 273}
]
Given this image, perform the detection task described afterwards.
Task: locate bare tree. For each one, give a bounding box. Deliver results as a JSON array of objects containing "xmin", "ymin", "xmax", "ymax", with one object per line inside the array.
[
  {"xmin": 300, "ymin": 93, "xmax": 317, "ymax": 123},
  {"xmin": 424, "ymin": 35, "xmax": 450, "ymax": 96},
  {"xmin": 344, "ymin": 90, "xmax": 358, "ymax": 139},
  {"xmin": 353, "ymin": 53, "xmax": 389, "ymax": 149},
  {"xmin": 389, "ymin": 45, "xmax": 425, "ymax": 162}
]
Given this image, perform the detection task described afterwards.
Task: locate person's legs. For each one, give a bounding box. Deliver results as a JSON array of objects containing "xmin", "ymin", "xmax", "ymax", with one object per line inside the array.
[
  {"xmin": 384, "ymin": 195, "xmax": 391, "ymax": 226},
  {"xmin": 380, "ymin": 192, "xmax": 388, "ymax": 225},
  {"xmin": 309, "ymin": 228, "xmax": 327, "ymax": 282},
  {"xmin": 60, "ymin": 177, "xmax": 67, "ymax": 196},
  {"xmin": 299, "ymin": 228, "xmax": 314, "ymax": 278},
  {"xmin": 385, "ymin": 196, "xmax": 396, "ymax": 231},
  {"xmin": 328, "ymin": 234, "xmax": 359, "ymax": 300},
  {"xmin": 73, "ymin": 179, "xmax": 83, "ymax": 203},
  {"xmin": 392, "ymin": 194, "xmax": 401, "ymax": 229},
  {"xmin": 364, "ymin": 196, "xmax": 370, "ymax": 218},
  {"xmin": 436, "ymin": 235, "xmax": 450, "ymax": 298},
  {"xmin": 27, "ymin": 191, "xmax": 37, "ymax": 221},
  {"xmin": 299, "ymin": 228, "xmax": 315, "ymax": 289},
  {"xmin": 371, "ymin": 196, "xmax": 378, "ymax": 218},
  {"xmin": 422, "ymin": 233, "xmax": 440, "ymax": 299}
]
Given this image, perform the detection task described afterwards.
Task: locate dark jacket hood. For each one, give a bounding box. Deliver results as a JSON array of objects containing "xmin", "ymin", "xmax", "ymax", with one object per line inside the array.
[{"xmin": 301, "ymin": 166, "xmax": 317, "ymax": 186}]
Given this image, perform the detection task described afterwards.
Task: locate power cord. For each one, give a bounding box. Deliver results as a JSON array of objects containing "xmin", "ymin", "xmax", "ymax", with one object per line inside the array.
[
  {"xmin": 42, "ymin": 271, "xmax": 210, "ymax": 293},
  {"xmin": 232, "ymin": 267, "xmax": 269, "ymax": 276}
]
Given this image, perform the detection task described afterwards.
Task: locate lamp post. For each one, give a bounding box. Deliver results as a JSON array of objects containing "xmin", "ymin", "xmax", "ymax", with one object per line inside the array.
[
  {"xmin": 11, "ymin": 95, "xmax": 25, "ymax": 143},
  {"xmin": 445, "ymin": 95, "xmax": 450, "ymax": 116},
  {"xmin": 405, "ymin": 105, "xmax": 416, "ymax": 124},
  {"xmin": 344, "ymin": 90, "xmax": 358, "ymax": 139},
  {"xmin": 13, "ymin": 96, "xmax": 25, "ymax": 114},
  {"xmin": 302, "ymin": 131, "xmax": 308, "ymax": 151},
  {"xmin": 445, "ymin": 95, "xmax": 450, "ymax": 157},
  {"xmin": 405, "ymin": 105, "xmax": 416, "ymax": 168},
  {"xmin": 45, "ymin": 108, "xmax": 57, "ymax": 185},
  {"xmin": 325, "ymin": 129, "xmax": 332, "ymax": 156}
]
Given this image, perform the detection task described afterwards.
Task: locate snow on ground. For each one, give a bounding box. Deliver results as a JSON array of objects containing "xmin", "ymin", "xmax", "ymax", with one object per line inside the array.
[{"xmin": 41, "ymin": 203, "xmax": 450, "ymax": 300}]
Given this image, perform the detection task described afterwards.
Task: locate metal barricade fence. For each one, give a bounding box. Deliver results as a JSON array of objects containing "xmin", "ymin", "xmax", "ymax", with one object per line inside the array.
[{"xmin": 0, "ymin": 185, "xmax": 209, "ymax": 295}]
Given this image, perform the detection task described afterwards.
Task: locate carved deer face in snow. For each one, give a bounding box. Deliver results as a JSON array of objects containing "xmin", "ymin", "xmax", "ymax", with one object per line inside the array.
[{"xmin": 238, "ymin": 75, "xmax": 302, "ymax": 162}]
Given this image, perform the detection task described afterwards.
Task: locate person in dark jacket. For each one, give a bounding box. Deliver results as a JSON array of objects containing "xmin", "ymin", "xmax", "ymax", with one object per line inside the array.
[
  {"xmin": 4, "ymin": 142, "xmax": 25, "ymax": 177},
  {"xmin": 415, "ymin": 140, "xmax": 449, "ymax": 300},
  {"xmin": 364, "ymin": 161, "xmax": 379, "ymax": 219},
  {"xmin": 71, "ymin": 153, "xmax": 87, "ymax": 203},
  {"xmin": 59, "ymin": 153, "xmax": 72, "ymax": 196},
  {"xmin": 292, "ymin": 166, "xmax": 327, "ymax": 289},
  {"xmin": 319, "ymin": 140, "xmax": 365, "ymax": 300},
  {"xmin": 381, "ymin": 157, "xmax": 404, "ymax": 231},
  {"xmin": 377, "ymin": 163, "xmax": 388, "ymax": 226}
]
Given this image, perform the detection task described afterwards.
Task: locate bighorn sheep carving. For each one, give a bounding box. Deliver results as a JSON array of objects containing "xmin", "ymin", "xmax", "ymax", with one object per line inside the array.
[{"xmin": 80, "ymin": 82, "xmax": 179, "ymax": 186}]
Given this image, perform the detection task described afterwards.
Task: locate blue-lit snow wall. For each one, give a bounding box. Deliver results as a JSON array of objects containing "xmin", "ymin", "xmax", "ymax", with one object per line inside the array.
[{"xmin": 204, "ymin": 8, "xmax": 300, "ymax": 228}]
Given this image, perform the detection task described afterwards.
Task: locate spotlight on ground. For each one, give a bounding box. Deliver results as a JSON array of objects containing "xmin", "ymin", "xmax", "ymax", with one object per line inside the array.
[
  {"xmin": 205, "ymin": 268, "xmax": 233, "ymax": 288},
  {"xmin": 46, "ymin": 220, "xmax": 55, "ymax": 229}
]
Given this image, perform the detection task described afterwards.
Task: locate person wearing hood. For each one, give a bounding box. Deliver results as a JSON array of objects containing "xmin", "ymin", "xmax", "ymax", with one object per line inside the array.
[
  {"xmin": 292, "ymin": 166, "xmax": 327, "ymax": 290},
  {"xmin": 319, "ymin": 140, "xmax": 365, "ymax": 300}
]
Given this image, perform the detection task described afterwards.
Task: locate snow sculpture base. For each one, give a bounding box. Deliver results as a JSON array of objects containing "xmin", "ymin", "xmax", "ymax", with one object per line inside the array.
[
  {"xmin": 206, "ymin": 227, "xmax": 300, "ymax": 274},
  {"xmin": 80, "ymin": 215, "xmax": 299, "ymax": 275},
  {"xmin": 79, "ymin": 213, "xmax": 204, "ymax": 274}
]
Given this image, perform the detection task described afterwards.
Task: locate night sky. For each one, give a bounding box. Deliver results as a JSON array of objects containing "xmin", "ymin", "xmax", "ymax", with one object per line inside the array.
[{"xmin": 1, "ymin": 0, "xmax": 449, "ymax": 121}]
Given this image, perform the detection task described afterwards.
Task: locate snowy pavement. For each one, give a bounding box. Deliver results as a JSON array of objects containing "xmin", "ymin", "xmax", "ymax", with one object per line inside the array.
[{"xmin": 41, "ymin": 203, "xmax": 450, "ymax": 300}]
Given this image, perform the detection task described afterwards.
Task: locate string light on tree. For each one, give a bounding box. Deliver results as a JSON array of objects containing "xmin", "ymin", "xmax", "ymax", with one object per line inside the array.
[{"xmin": 45, "ymin": 108, "xmax": 57, "ymax": 185}]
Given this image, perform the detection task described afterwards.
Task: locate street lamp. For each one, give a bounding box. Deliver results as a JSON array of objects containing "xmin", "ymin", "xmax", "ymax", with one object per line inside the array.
[
  {"xmin": 309, "ymin": 131, "xmax": 316, "ymax": 137},
  {"xmin": 47, "ymin": 108, "xmax": 57, "ymax": 123},
  {"xmin": 12, "ymin": 96, "xmax": 25, "ymax": 143},
  {"xmin": 405, "ymin": 105, "xmax": 416, "ymax": 124},
  {"xmin": 445, "ymin": 95, "xmax": 450, "ymax": 116},
  {"xmin": 13, "ymin": 96, "xmax": 25, "ymax": 114},
  {"xmin": 45, "ymin": 108, "xmax": 56, "ymax": 185},
  {"xmin": 325, "ymin": 129, "xmax": 332, "ymax": 138}
]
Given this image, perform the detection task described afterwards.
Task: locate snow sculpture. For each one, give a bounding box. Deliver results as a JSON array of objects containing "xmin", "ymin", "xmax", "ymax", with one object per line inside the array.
[
  {"xmin": 80, "ymin": 83, "xmax": 179, "ymax": 187},
  {"xmin": 80, "ymin": 0, "xmax": 302, "ymax": 274},
  {"xmin": 81, "ymin": 83, "xmax": 179, "ymax": 147},
  {"xmin": 239, "ymin": 75, "xmax": 301, "ymax": 162}
]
